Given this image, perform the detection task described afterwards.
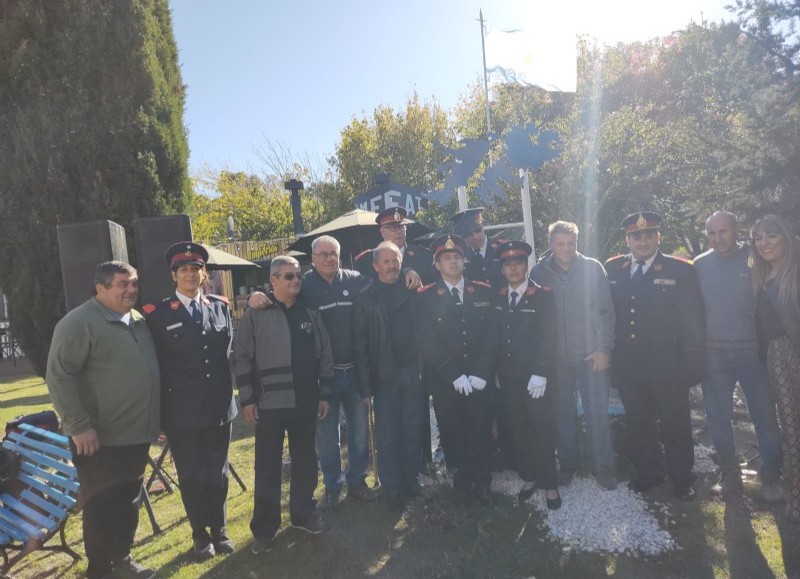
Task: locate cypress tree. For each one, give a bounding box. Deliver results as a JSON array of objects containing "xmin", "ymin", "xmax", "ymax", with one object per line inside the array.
[{"xmin": 0, "ymin": 0, "xmax": 189, "ymax": 375}]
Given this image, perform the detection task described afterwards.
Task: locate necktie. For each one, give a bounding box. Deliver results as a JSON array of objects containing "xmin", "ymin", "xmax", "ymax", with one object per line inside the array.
[
  {"xmin": 190, "ymin": 300, "xmax": 202, "ymax": 324},
  {"xmin": 451, "ymin": 286, "xmax": 462, "ymax": 305},
  {"xmin": 475, "ymin": 248, "xmax": 483, "ymax": 260},
  {"xmin": 631, "ymin": 260, "xmax": 646, "ymax": 283},
  {"xmin": 509, "ymin": 291, "xmax": 519, "ymax": 309}
]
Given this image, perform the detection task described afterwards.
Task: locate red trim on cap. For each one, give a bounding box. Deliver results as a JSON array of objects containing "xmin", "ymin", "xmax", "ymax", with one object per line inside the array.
[
  {"xmin": 500, "ymin": 248, "xmax": 528, "ymax": 260},
  {"xmin": 624, "ymin": 220, "xmax": 659, "ymax": 233},
  {"xmin": 170, "ymin": 252, "xmax": 205, "ymax": 265}
]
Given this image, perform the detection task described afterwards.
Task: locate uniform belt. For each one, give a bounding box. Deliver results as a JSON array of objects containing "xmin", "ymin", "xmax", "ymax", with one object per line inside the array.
[{"xmin": 333, "ymin": 363, "xmax": 356, "ymax": 371}]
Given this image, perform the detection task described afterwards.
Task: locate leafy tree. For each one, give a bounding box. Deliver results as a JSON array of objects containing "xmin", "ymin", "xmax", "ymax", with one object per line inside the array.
[
  {"xmin": 189, "ymin": 169, "xmax": 323, "ymax": 243},
  {"xmin": 331, "ymin": 93, "xmax": 454, "ymax": 228},
  {"xmin": 0, "ymin": 0, "xmax": 188, "ymax": 375}
]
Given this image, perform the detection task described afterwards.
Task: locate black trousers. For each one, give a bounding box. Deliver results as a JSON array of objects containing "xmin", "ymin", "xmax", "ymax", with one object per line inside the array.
[
  {"xmin": 498, "ymin": 374, "xmax": 557, "ymax": 489},
  {"xmin": 168, "ymin": 422, "xmax": 231, "ymax": 541},
  {"xmin": 430, "ymin": 380, "xmax": 492, "ymax": 491},
  {"xmin": 618, "ymin": 378, "xmax": 694, "ymax": 487},
  {"xmin": 251, "ymin": 411, "xmax": 318, "ymax": 540},
  {"xmin": 72, "ymin": 443, "xmax": 150, "ymax": 579}
]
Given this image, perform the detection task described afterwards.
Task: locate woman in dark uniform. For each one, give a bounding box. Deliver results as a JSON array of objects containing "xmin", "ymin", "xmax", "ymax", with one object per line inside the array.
[{"xmin": 143, "ymin": 242, "xmax": 238, "ymax": 558}]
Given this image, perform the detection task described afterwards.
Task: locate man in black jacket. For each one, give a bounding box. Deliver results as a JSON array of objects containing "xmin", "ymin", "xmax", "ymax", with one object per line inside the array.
[
  {"xmin": 355, "ymin": 207, "xmax": 434, "ymax": 284},
  {"xmin": 605, "ymin": 212, "xmax": 705, "ymax": 501},
  {"xmin": 417, "ymin": 234, "xmax": 496, "ymax": 505},
  {"xmin": 353, "ymin": 241, "xmax": 427, "ymax": 513}
]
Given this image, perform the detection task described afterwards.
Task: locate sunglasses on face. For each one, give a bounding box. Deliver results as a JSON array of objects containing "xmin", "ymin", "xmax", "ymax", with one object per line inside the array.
[
  {"xmin": 313, "ymin": 251, "xmax": 339, "ymax": 260},
  {"xmin": 274, "ymin": 271, "xmax": 304, "ymax": 281}
]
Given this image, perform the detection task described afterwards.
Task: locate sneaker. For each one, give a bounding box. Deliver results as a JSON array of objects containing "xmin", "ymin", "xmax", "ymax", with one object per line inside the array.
[
  {"xmin": 251, "ymin": 537, "xmax": 274, "ymax": 554},
  {"xmin": 211, "ymin": 528, "xmax": 235, "ymax": 555},
  {"xmin": 760, "ymin": 481, "xmax": 785, "ymax": 503},
  {"xmin": 348, "ymin": 483, "xmax": 379, "ymax": 502},
  {"xmin": 113, "ymin": 556, "xmax": 156, "ymax": 579},
  {"xmin": 291, "ymin": 514, "xmax": 326, "ymax": 534}
]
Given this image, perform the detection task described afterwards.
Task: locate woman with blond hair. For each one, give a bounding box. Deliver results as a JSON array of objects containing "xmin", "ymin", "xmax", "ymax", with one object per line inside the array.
[{"xmin": 751, "ymin": 214, "xmax": 800, "ymax": 523}]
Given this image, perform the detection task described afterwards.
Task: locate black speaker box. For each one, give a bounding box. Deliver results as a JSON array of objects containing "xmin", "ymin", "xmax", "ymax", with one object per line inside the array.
[
  {"xmin": 56, "ymin": 220, "xmax": 128, "ymax": 311},
  {"xmin": 133, "ymin": 215, "xmax": 193, "ymax": 305}
]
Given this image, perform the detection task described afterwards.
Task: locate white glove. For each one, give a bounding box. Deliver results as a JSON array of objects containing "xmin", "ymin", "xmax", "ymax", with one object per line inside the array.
[
  {"xmin": 527, "ymin": 375, "xmax": 547, "ymax": 399},
  {"xmin": 468, "ymin": 376, "xmax": 487, "ymax": 391},
  {"xmin": 453, "ymin": 375, "xmax": 473, "ymax": 396}
]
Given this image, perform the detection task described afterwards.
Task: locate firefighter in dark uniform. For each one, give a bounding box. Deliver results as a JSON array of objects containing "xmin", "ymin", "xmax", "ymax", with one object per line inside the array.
[
  {"xmin": 450, "ymin": 207, "xmax": 506, "ymax": 290},
  {"xmin": 491, "ymin": 241, "xmax": 561, "ymax": 509},
  {"xmin": 143, "ymin": 242, "xmax": 238, "ymax": 559},
  {"xmin": 355, "ymin": 207, "xmax": 435, "ymax": 284},
  {"xmin": 605, "ymin": 213, "xmax": 705, "ymax": 501},
  {"xmin": 451, "ymin": 207, "xmax": 512, "ymax": 470},
  {"xmin": 417, "ymin": 234, "xmax": 496, "ymax": 505}
]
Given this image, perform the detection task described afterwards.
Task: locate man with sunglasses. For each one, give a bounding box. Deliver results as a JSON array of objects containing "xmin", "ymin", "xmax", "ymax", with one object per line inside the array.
[
  {"xmin": 232, "ymin": 255, "xmax": 333, "ymax": 553},
  {"xmin": 248, "ymin": 233, "xmax": 421, "ymax": 508},
  {"xmin": 451, "ymin": 207, "xmax": 506, "ymax": 290},
  {"xmin": 355, "ymin": 207, "xmax": 435, "ymax": 284}
]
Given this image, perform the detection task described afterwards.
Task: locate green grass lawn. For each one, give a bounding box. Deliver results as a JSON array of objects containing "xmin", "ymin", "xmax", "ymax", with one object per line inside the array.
[{"xmin": 1, "ymin": 373, "xmax": 798, "ymax": 578}]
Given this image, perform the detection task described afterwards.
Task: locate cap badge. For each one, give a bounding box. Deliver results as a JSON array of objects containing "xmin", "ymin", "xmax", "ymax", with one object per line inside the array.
[
  {"xmin": 445, "ymin": 237, "xmax": 455, "ymax": 250},
  {"xmin": 636, "ymin": 213, "xmax": 647, "ymax": 230},
  {"xmin": 184, "ymin": 250, "xmax": 192, "ymax": 257},
  {"xmin": 394, "ymin": 209, "xmax": 400, "ymax": 222}
]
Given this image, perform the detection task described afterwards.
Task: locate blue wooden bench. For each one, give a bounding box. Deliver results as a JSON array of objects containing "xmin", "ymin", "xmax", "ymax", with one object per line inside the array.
[{"xmin": 0, "ymin": 423, "xmax": 80, "ymax": 576}]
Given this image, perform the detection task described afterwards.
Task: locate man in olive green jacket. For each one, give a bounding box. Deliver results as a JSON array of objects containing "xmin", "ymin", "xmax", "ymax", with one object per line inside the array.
[{"xmin": 47, "ymin": 261, "xmax": 160, "ymax": 579}]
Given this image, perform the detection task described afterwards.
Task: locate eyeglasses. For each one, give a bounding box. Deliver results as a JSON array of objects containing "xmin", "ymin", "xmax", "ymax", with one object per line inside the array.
[
  {"xmin": 312, "ymin": 251, "xmax": 339, "ymax": 260},
  {"xmin": 381, "ymin": 223, "xmax": 407, "ymax": 231},
  {"xmin": 274, "ymin": 271, "xmax": 304, "ymax": 281}
]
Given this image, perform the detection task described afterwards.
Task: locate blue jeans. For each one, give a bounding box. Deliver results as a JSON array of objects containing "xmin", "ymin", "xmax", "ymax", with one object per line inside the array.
[
  {"xmin": 373, "ymin": 366, "xmax": 427, "ymax": 498},
  {"xmin": 315, "ymin": 367, "xmax": 370, "ymax": 492},
  {"xmin": 555, "ymin": 359, "xmax": 615, "ymax": 476},
  {"xmin": 702, "ymin": 348, "xmax": 783, "ymax": 480}
]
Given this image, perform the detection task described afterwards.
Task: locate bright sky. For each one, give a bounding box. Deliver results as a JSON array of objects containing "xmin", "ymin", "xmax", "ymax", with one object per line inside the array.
[{"xmin": 170, "ymin": 0, "xmax": 737, "ymax": 176}]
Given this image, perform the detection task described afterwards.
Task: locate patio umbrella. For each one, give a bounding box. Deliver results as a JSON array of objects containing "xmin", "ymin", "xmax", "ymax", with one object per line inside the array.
[
  {"xmin": 286, "ymin": 209, "xmax": 430, "ymax": 265},
  {"xmin": 200, "ymin": 244, "xmax": 260, "ymax": 270}
]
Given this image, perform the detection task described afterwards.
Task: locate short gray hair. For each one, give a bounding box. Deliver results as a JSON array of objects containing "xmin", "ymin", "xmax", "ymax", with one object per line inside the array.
[
  {"xmin": 547, "ymin": 221, "xmax": 579, "ymax": 243},
  {"xmin": 93, "ymin": 261, "xmax": 137, "ymax": 289},
  {"xmin": 311, "ymin": 235, "xmax": 341, "ymax": 255},
  {"xmin": 373, "ymin": 241, "xmax": 402, "ymax": 264},
  {"xmin": 270, "ymin": 255, "xmax": 300, "ymax": 277}
]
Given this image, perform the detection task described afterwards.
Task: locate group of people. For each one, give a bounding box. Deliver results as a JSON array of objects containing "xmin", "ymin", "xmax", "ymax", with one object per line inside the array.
[{"xmin": 42, "ymin": 203, "xmax": 800, "ymax": 578}]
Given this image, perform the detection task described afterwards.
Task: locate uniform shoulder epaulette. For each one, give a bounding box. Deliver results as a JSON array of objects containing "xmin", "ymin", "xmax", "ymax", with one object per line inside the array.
[
  {"xmin": 142, "ymin": 303, "xmax": 156, "ymax": 315},
  {"xmin": 354, "ymin": 249, "xmax": 372, "ymax": 262},
  {"xmin": 498, "ymin": 287, "xmax": 508, "ymax": 296},
  {"xmin": 471, "ymin": 280, "xmax": 492, "ymax": 288},
  {"xmin": 417, "ymin": 282, "xmax": 437, "ymax": 294},
  {"xmin": 525, "ymin": 285, "xmax": 538, "ymax": 296},
  {"xmin": 207, "ymin": 293, "xmax": 230, "ymax": 305},
  {"xmin": 605, "ymin": 254, "xmax": 627, "ymax": 267},
  {"xmin": 540, "ymin": 285, "xmax": 553, "ymax": 292}
]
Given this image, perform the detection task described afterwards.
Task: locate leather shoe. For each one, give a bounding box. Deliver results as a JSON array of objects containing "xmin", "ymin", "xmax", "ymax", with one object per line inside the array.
[
  {"xmin": 546, "ymin": 489, "xmax": 562, "ymax": 510},
  {"xmin": 518, "ymin": 483, "xmax": 536, "ymax": 502},
  {"xmin": 212, "ymin": 528, "xmax": 235, "ymax": 555},
  {"xmin": 192, "ymin": 538, "xmax": 215, "ymax": 561},
  {"xmin": 628, "ymin": 475, "xmax": 665, "ymax": 493},
  {"xmin": 674, "ymin": 485, "xmax": 696, "ymax": 501}
]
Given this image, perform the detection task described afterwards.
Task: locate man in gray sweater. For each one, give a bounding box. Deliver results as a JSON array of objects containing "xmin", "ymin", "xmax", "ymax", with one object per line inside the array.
[
  {"xmin": 531, "ymin": 221, "xmax": 617, "ymax": 489},
  {"xmin": 694, "ymin": 211, "xmax": 783, "ymax": 500}
]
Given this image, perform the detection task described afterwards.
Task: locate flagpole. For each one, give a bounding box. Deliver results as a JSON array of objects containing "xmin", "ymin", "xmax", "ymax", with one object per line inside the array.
[{"xmin": 479, "ymin": 10, "xmax": 492, "ymax": 137}]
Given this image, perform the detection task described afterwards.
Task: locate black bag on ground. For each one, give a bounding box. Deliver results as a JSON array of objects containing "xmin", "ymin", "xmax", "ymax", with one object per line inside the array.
[{"xmin": 5, "ymin": 410, "xmax": 60, "ymax": 437}]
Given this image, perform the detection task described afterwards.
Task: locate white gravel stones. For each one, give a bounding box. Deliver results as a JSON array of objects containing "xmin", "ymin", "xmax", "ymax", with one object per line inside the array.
[
  {"xmin": 693, "ymin": 443, "xmax": 718, "ymax": 474},
  {"xmin": 490, "ymin": 470, "xmax": 678, "ymax": 555}
]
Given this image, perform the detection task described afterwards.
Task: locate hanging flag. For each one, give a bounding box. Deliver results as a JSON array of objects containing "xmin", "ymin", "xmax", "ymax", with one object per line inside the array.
[{"xmin": 485, "ymin": 26, "xmax": 577, "ymax": 92}]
